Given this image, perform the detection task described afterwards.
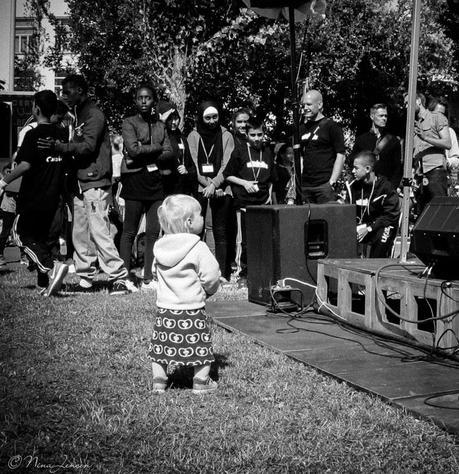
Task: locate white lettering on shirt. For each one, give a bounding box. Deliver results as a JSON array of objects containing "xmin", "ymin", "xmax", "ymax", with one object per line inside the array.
[{"xmin": 246, "ymin": 161, "xmax": 268, "ymax": 169}]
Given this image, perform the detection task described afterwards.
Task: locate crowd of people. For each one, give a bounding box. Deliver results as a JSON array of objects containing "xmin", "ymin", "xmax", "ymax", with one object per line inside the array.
[
  {"xmin": 0, "ymin": 76, "xmax": 458, "ymax": 294},
  {"xmin": 0, "ymin": 73, "xmax": 457, "ymax": 392},
  {"xmin": 0, "ymin": 75, "xmax": 458, "ymax": 295}
]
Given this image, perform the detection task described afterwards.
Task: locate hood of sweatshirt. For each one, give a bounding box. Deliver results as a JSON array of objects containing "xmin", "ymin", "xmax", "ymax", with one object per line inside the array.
[{"xmin": 154, "ymin": 233, "xmax": 201, "ymax": 268}]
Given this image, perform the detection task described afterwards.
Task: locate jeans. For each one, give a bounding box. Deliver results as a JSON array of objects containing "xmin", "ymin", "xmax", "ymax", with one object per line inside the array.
[
  {"xmin": 73, "ymin": 186, "xmax": 127, "ymax": 282},
  {"xmin": 119, "ymin": 199, "xmax": 161, "ymax": 281},
  {"xmin": 234, "ymin": 209, "xmax": 247, "ymax": 277},
  {"xmin": 417, "ymin": 167, "xmax": 448, "ymax": 215},
  {"xmin": 302, "ymin": 181, "xmax": 337, "ymax": 204},
  {"xmin": 198, "ymin": 193, "xmax": 232, "ymax": 280}
]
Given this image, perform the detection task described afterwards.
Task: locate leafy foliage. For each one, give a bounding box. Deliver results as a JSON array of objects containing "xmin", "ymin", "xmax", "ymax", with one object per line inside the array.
[
  {"xmin": 41, "ymin": 0, "xmax": 458, "ymax": 138},
  {"xmin": 296, "ymin": 0, "xmax": 457, "ymax": 135},
  {"xmin": 56, "ymin": 0, "xmax": 243, "ymax": 130}
]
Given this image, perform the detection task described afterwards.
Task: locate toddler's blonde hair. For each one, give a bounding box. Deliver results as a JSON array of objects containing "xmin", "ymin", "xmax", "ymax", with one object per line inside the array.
[{"xmin": 158, "ymin": 194, "xmax": 202, "ymax": 234}]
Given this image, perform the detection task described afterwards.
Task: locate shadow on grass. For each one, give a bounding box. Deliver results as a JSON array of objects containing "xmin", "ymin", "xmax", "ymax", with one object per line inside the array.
[
  {"xmin": 64, "ymin": 280, "xmax": 112, "ymax": 293},
  {"xmin": 0, "ymin": 268, "xmax": 14, "ymax": 276},
  {"xmin": 167, "ymin": 353, "xmax": 229, "ymax": 390}
]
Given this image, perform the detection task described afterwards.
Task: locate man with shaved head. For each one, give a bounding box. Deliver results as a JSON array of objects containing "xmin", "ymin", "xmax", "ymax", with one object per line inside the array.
[{"xmin": 299, "ymin": 90, "xmax": 346, "ymax": 203}]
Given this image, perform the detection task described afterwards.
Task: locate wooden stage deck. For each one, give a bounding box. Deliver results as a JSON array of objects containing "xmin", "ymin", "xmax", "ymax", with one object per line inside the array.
[
  {"xmin": 208, "ymin": 258, "xmax": 459, "ymax": 436},
  {"xmin": 317, "ymin": 258, "xmax": 459, "ymax": 354}
]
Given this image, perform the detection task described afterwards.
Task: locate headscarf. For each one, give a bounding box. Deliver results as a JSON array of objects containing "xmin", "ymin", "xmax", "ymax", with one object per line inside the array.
[
  {"xmin": 196, "ymin": 100, "xmax": 223, "ymax": 178},
  {"xmin": 196, "ymin": 100, "xmax": 222, "ymax": 145}
]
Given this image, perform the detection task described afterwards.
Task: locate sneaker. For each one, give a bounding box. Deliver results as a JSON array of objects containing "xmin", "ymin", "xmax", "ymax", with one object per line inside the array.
[
  {"xmin": 125, "ymin": 279, "xmax": 139, "ymax": 293},
  {"xmin": 44, "ymin": 261, "xmax": 69, "ymax": 297},
  {"xmin": 152, "ymin": 377, "xmax": 168, "ymax": 394},
  {"xmin": 20, "ymin": 255, "xmax": 29, "ymax": 265},
  {"xmin": 65, "ymin": 259, "xmax": 76, "ymax": 274},
  {"xmin": 78, "ymin": 278, "xmax": 93, "ymax": 290},
  {"xmin": 141, "ymin": 280, "xmax": 157, "ymax": 291},
  {"xmin": 110, "ymin": 279, "xmax": 136, "ymax": 296},
  {"xmin": 192, "ymin": 377, "xmax": 218, "ymax": 394}
]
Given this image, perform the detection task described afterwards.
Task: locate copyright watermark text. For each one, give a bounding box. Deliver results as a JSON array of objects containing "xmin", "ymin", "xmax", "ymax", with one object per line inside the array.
[{"xmin": 8, "ymin": 454, "xmax": 90, "ymax": 472}]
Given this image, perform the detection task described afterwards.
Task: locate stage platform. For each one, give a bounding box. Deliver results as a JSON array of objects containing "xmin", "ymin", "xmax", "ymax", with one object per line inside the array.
[
  {"xmin": 317, "ymin": 258, "xmax": 459, "ymax": 354},
  {"xmin": 207, "ymin": 299, "xmax": 459, "ymax": 436}
]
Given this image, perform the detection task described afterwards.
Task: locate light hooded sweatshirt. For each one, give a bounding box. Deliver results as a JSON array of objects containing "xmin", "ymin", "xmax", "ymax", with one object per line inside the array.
[{"xmin": 154, "ymin": 233, "xmax": 220, "ymax": 310}]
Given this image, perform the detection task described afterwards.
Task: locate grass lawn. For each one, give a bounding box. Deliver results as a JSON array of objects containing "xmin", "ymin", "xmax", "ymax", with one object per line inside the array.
[{"xmin": 1, "ymin": 263, "xmax": 458, "ymax": 473}]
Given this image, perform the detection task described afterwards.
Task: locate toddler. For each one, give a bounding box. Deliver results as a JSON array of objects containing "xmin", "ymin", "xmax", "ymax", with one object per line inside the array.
[{"xmin": 148, "ymin": 194, "xmax": 221, "ymax": 394}]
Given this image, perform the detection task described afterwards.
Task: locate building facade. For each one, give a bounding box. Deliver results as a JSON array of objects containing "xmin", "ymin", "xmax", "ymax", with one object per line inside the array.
[{"xmin": 0, "ymin": 0, "xmax": 75, "ymax": 94}]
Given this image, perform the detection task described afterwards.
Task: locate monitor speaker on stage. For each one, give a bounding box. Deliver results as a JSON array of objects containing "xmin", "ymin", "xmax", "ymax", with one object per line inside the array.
[
  {"xmin": 411, "ymin": 197, "xmax": 459, "ymax": 279},
  {"xmin": 246, "ymin": 204, "xmax": 357, "ymax": 306}
]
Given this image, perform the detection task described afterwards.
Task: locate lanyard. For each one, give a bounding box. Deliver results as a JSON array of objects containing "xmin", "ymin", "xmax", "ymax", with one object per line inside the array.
[
  {"xmin": 358, "ymin": 179, "xmax": 376, "ymax": 224},
  {"xmin": 247, "ymin": 143, "xmax": 262, "ymax": 181},
  {"xmin": 199, "ymin": 137, "xmax": 214, "ymax": 164}
]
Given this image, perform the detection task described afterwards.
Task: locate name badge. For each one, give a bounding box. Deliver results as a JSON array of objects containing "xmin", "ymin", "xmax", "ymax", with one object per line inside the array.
[
  {"xmin": 202, "ymin": 164, "xmax": 214, "ymax": 174},
  {"xmin": 147, "ymin": 164, "xmax": 158, "ymax": 172}
]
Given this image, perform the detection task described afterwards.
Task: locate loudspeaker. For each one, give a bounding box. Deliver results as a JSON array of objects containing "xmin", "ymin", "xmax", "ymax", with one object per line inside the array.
[
  {"xmin": 411, "ymin": 197, "xmax": 459, "ymax": 279},
  {"xmin": 246, "ymin": 204, "xmax": 357, "ymax": 306}
]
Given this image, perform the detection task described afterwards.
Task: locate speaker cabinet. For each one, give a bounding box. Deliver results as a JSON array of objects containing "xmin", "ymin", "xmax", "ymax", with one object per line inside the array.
[
  {"xmin": 411, "ymin": 197, "xmax": 459, "ymax": 279},
  {"xmin": 246, "ymin": 204, "xmax": 357, "ymax": 306}
]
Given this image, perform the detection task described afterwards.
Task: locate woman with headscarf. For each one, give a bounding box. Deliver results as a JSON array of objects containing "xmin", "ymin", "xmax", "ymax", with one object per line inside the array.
[{"xmin": 187, "ymin": 100, "xmax": 235, "ymax": 282}]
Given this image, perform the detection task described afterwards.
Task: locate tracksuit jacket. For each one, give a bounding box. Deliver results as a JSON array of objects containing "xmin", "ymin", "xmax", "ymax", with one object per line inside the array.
[{"xmin": 345, "ymin": 176, "xmax": 400, "ymax": 231}]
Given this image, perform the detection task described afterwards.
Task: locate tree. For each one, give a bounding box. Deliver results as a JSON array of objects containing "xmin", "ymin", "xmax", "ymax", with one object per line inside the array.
[
  {"xmin": 296, "ymin": 0, "xmax": 458, "ymax": 135},
  {"xmin": 41, "ymin": 0, "xmax": 457, "ymax": 139},
  {"xmin": 46, "ymin": 0, "xmax": 244, "ymax": 130}
]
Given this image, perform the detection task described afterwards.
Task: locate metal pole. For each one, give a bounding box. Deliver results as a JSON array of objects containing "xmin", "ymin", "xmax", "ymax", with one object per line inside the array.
[
  {"xmin": 7, "ymin": 0, "xmax": 16, "ymax": 162},
  {"xmin": 9, "ymin": 0, "xmax": 16, "ymax": 92},
  {"xmin": 288, "ymin": 5, "xmax": 302, "ymax": 203},
  {"xmin": 400, "ymin": 0, "xmax": 422, "ymax": 262}
]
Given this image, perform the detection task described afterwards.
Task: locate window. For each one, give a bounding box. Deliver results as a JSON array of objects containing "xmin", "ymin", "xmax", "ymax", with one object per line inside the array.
[{"xmin": 14, "ymin": 19, "xmax": 37, "ymax": 56}]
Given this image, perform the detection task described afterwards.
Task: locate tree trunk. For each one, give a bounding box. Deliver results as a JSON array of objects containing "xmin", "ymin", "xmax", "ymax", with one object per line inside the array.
[{"xmin": 165, "ymin": 46, "xmax": 188, "ymax": 130}]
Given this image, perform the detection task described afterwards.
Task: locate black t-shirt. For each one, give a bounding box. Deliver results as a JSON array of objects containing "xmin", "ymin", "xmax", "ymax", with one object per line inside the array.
[
  {"xmin": 16, "ymin": 123, "xmax": 67, "ymax": 214},
  {"xmin": 300, "ymin": 117, "xmax": 345, "ymax": 186},
  {"xmin": 224, "ymin": 143, "xmax": 277, "ymax": 208}
]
